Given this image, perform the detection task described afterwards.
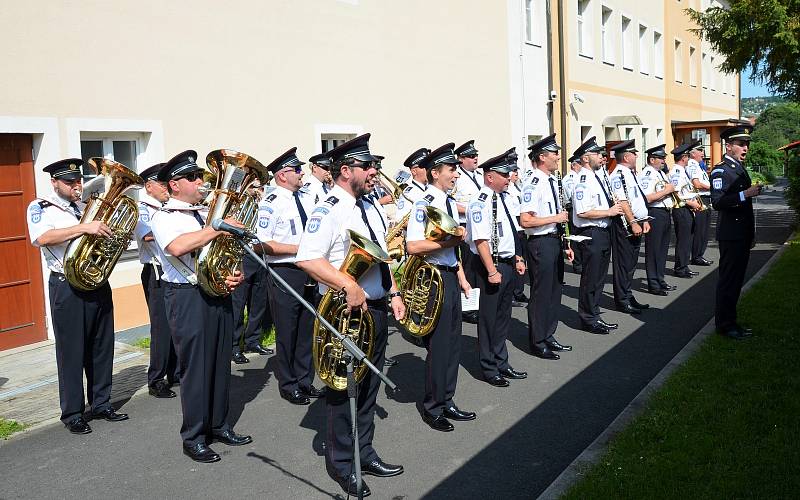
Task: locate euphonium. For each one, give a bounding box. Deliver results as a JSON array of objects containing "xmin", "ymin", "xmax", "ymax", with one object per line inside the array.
[
  {"xmin": 399, "ymin": 205, "xmax": 461, "ymax": 337},
  {"xmin": 196, "ymin": 149, "xmax": 268, "ymax": 297},
  {"xmin": 313, "ymin": 230, "xmax": 388, "ymax": 391},
  {"xmin": 64, "ymin": 158, "xmax": 143, "ymax": 291}
]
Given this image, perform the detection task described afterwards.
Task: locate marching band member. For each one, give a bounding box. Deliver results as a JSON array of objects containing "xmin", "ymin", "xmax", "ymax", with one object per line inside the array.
[
  {"xmin": 571, "ymin": 137, "xmax": 624, "ymax": 335},
  {"xmin": 638, "ymin": 145, "xmax": 678, "ymax": 295},
  {"xmin": 520, "ymin": 134, "xmax": 574, "ymax": 360},
  {"xmin": 135, "ymin": 163, "xmax": 179, "ymax": 398},
  {"xmin": 406, "ymin": 143, "xmax": 474, "ymax": 433},
  {"xmin": 507, "ymin": 166, "xmax": 529, "ymax": 304},
  {"xmin": 669, "ymin": 143, "xmax": 703, "ymax": 279},
  {"xmin": 563, "ymin": 154, "xmax": 584, "ymax": 274},
  {"xmin": 296, "ymin": 134, "xmax": 405, "ymax": 498},
  {"xmin": 394, "ymin": 147, "xmax": 431, "ymax": 219},
  {"xmin": 688, "ymin": 141, "xmax": 714, "ymax": 266},
  {"xmin": 467, "ymin": 149, "xmax": 528, "ymax": 388},
  {"xmin": 151, "ymin": 150, "xmax": 251, "ymax": 463},
  {"xmin": 608, "ymin": 140, "xmax": 651, "ymax": 315},
  {"xmin": 454, "ymin": 140, "xmax": 482, "ymax": 324},
  {"xmin": 255, "ymin": 147, "xmax": 321, "ymax": 405},
  {"xmin": 303, "ymin": 153, "xmax": 334, "ymax": 204},
  {"xmin": 26, "ymin": 159, "xmax": 128, "ymax": 435}
]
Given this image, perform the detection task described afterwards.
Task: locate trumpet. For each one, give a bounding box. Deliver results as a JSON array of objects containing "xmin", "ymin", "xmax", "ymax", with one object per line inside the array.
[{"xmin": 378, "ymin": 170, "xmax": 412, "ymax": 204}]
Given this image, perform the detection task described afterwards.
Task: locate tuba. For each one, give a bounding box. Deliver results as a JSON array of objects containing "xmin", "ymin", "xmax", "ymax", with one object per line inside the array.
[
  {"xmin": 399, "ymin": 205, "xmax": 461, "ymax": 337},
  {"xmin": 196, "ymin": 149, "xmax": 268, "ymax": 297},
  {"xmin": 313, "ymin": 230, "xmax": 388, "ymax": 391},
  {"xmin": 64, "ymin": 158, "xmax": 143, "ymax": 291}
]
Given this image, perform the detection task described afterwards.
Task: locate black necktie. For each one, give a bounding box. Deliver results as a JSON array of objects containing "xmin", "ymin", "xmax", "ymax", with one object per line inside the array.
[
  {"xmin": 293, "ymin": 191, "xmax": 308, "ymax": 228},
  {"xmin": 631, "ymin": 171, "xmax": 648, "ymax": 200},
  {"xmin": 192, "ymin": 210, "xmax": 205, "ymax": 227},
  {"xmin": 363, "ymin": 197, "xmax": 387, "ymax": 232},
  {"xmin": 548, "ymin": 178, "xmax": 560, "ymax": 212},
  {"xmin": 68, "ymin": 202, "xmax": 81, "ymax": 220},
  {"xmin": 461, "ymin": 166, "xmax": 481, "ymax": 189},
  {"xmin": 499, "ymin": 193, "xmax": 523, "ymax": 256},
  {"xmin": 594, "ymin": 173, "xmax": 612, "ymax": 205},
  {"xmin": 355, "ymin": 198, "xmax": 391, "ymax": 290},
  {"xmin": 445, "ymin": 196, "xmax": 454, "ymax": 217}
]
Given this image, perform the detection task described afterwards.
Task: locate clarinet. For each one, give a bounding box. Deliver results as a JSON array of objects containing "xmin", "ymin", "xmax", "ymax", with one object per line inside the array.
[
  {"xmin": 602, "ymin": 167, "xmax": 632, "ymax": 237},
  {"xmin": 555, "ymin": 170, "xmax": 571, "ymax": 250},
  {"xmin": 491, "ymin": 192, "xmax": 499, "ymax": 266}
]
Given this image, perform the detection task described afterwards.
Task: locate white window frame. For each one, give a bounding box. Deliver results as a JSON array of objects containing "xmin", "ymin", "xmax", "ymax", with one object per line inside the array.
[
  {"xmin": 689, "ymin": 46, "xmax": 697, "ymax": 87},
  {"xmin": 524, "ymin": 0, "xmax": 543, "ymax": 46},
  {"xmin": 638, "ymin": 23, "xmax": 649, "ymax": 75},
  {"xmin": 653, "ymin": 30, "xmax": 664, "ymax": 79},
  {"xmin": 620, "ymin": 14, "xmax": 634, "ymax": 71},
  {"xmin": 674, "ymin": 38, "xmax": 683, "ymax": 83},
  {"xmin": 577, "ymin": 0, "xmax": 594, "ymax": 59},
  {"xmin": 601, "ymin": 5, "xmax": 614, "ymax": 65},
  {"xmin": 314, "ymin": 124, "xmax": 362, "ymax": 154},
  {"xmin": 710, "ymin": 55, "xmax": 717, "ymax": 91},
  {"xmin": 701, "ymin": 52, "xmax": 708, "ymax": 88}
]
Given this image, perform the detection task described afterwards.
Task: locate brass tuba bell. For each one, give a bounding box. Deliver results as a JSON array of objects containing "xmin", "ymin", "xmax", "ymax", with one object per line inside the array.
[
  {"xmin": 313, "ymin": 230, "xmax": 388, "ymax": 391},
  {"xmin": 63, "ymin": 158, "xmax": 143, "ymax": 291}
]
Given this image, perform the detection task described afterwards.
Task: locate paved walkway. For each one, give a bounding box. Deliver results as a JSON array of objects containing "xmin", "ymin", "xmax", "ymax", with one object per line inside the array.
[{"xmin": 0, "ymin": 182, "xmax": 794, "ymax": 500}]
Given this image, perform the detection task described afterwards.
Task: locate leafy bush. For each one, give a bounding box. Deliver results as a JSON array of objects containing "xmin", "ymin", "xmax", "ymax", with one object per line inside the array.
[
  {"xmin": 746, "ymin": 140, "xmax": 783, "ymax": 183},
  {"xmin": 747, "ymin": 169, "xmax": 769, "ymax": 186}
]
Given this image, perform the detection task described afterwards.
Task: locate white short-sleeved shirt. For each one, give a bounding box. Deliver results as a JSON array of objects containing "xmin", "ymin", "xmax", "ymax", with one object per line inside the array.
[
  {"xmin": 134, "ymin": 197, "xmax": 164, "ymax": 266},
  {"xmin": 453, "ymin": 166, "xmax": 484, "ymax": 224},
  {"xmin": 520, "ymin": 169, "xmax": 560, "ymax": 236},
  {"xmin": 610, "ymin": 166, "xmax": 649, "ymax": 220},
  {"xmin": 520, "ymin": 166, "xmax": 537, "ymax": 186},
  {"xmin": 638, "ymin": 166, "xmax": 675, "ymax": 209},
  {"xmin": 466, "ymin": 187, "xmax": 517, "ymax": 258},
  {"xmin": 151, "ymin": 198, "xmax": 206, "ymax": 284},
  {"xmin": 295, "ymin": 185, "xmax": 389, "ymax": 299},
  {"xmin": 669, "ymin": 164, "xmax": 696, "ymax": 202},
  {"xmin": 687, "ymin": 159, "xmax": 711, "ymax": 195},
  {"xmin": 395, "ymin": 180, "xmax": 428, "ymax": 219},
  {"xmin": 405, "ymin": 185, "xmax": 459, "ymax": 267},
  {"xmin": 563, "ymin": 169, "xmax": 580, "ymax": 201},
  {"xmin": 302, "ymin": 175, "xmax": 331, "ymax": 205},
  {"xmin": 571, "ymin": 167, "xmax": 611, "ymax": 229},
  {"xmin": 26, "ymin": 194, "xmax": 85, "ymax": 273},
  {"xmin": 506, "ymin": 181, "xmax": 523, "ymax": 231},
  {"xmin": 255, "ymin": 185, "xmax": 314, "ymax": 264}
]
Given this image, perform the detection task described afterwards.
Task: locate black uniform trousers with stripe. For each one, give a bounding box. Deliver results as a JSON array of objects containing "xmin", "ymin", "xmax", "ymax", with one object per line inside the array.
[
  {"xmin": 472, "ymin": 258, "xmax": 514, "ymax": 379},
  {"xmin": 672, "ymin": 206, "xmax": 694, "ymax": 274},
  {"xmin": 141, "ymin": 264, "xmax": 179, "ymax": 387},
  {"xmin": 611, "ymin": 218, "xmax": 642, "ymax": 307},
  {"xmin": 576, "ymin": 226, "xmax": 612, "ymax": 327},
  {"xmin": 527, "ymin": 235, "xmax": 562, "ymax": 347},
  {"xmin": 715, "ymin": 238, "xmax": 751, "ymax": 330},
  {"xmin": 231, "ymin": 253, "xmax": 272, "ymax": 353},
  {"xmin": 49, "ymin": 274, "xmax": 114, "ymax": 424},
  {"xmin": 645, "ymin": 207, "xmax": 672, "ymax": 290}
]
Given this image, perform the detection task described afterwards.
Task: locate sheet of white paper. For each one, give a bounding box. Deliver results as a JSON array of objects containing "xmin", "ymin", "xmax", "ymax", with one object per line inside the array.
[
  {"xmin": 461, "ymin": 287, "xmax": 480, "ymax": 311},
  {"xmin": 566, "ymin": 235, "xmax": 592, "ymax": 242}
]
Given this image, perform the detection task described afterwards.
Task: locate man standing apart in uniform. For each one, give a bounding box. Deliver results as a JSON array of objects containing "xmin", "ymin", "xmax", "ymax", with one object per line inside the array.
[
  {"xmin": 135, "ymin": 163, "xmax": 179, "ymax": 398},
  {"xmin": 710, "ymin": 126, "xmax": 760, "ymax": 340},
  {"xmin": 520, "ymin": 134, "xmax": 574, "ymax": 360},
  {"xmin": 688, "ymin": 141, "xmax": 713, "ymax": 266},
  {"xmin": 27, "ymin": 159, "xmax": 129, "ymax": 434},
  {"xmin": 467, "ymin": 150, "xmax": 528, "ymax": 387},
  {"xmin": 296, "ymin": 134, "xmax": 405, "ymax": 498},
  {"xmin": 151, "ymin": 150, "xmax": 251, "ymax": 463},
  {"xmin": 454, "ymin": 140, "xmax": 482, "ymax": 324},
  {"xmin": 669, "ymin": 144, "xmax": 703, "ymax": 278},
  {"xmin": 255, "ymin": 147, "xmax": 321, "ymax": 405}
]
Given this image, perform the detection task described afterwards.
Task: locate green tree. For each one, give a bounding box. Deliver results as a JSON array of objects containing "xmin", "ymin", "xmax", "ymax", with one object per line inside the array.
[
  {"xmin": 750, "ymin": 102, "xmax": 800, "ymax": 148},
  {"xmin": 745, "ymin": 140, "xmax": 782, "ymax": 181},
  {"xmin": 686, "ymin": 1, "xmax": 800, "ymax": 100}
]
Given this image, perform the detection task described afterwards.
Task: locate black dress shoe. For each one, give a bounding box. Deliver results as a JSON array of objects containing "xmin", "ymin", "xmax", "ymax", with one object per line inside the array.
[
  {"xmin": 673, "ymin": 271, "xmax": 694, "ymax": 278},
  {"xmin": 661, "ymin": 283, "xmax": 677, "ymax": 291},
  {"xmin": 647, "ymin": 288, "xmax": 668, "ymax": 296},
  {"xmin": 335, "ymin": 473, "xmax": 371, "ymax": 497},
  {"xmin": 149, "ymin": 380, "xmax": 176, "ymax": 399},
  {"xmin": 545, "ymin": 339, "xmax": 572, "ymax": 351},
  {"xmin": 361, "ymin": 459, "xmax": 404, "ymax": 477},
  {"xmin": 500, "ymin": 367, "xmax": 528, "ymax": 379},
  {"xmin": 531, "ymin": 345, "xmax": 560, "ymax": 360},
  {"xmin": 65, "ymin": 417, "xmax": 92, "ymax": 435},
  {"xmin": 443, "ymin": 406, "xmax": 477, "ymax": 421},
  {"xmin": 688, "ymin": 270, "xmax": 699, "ymax": 276},
  {"xmin": 616, "ymin": 303, "xmax": 642, "ymax": 315},
  {"xmin": 584, "ymin": 323, "xmax": 610, "ymax": 335},
  {"xmin": 212, "ymin": 429, "xmax": 253, "ymax": 446},
  {"xmin": 485, "ymin": 375, "xmax": 510, "ymax": 387},
  {"xmin": 421, "ymin": 411, "xmax": 455, "ymax": 431},
  {"xmin": 92, "ymin": 408, "xmax": 129, "ymax": 422},
  {"xmin": 302, "ymin": 386, "xmax": 325, "ymax": 398},
  {"xmin": 630, "ymin": 298, "xmax": 649, "ymax": 309},
  {"xmin": 691, "ymin": 258, "xmax": 713, "ymax": 266},
  {"xmin": 597, "ymin": 319, "xmax": 618, "ymax": 330},
  {"xmin": 462, "ymin": 311, "xmax": 479, "ymax": 324},
  {"xmin": 183, "ymin": 443, "xmax": 221, "ymax": 463},
  {"xmin": 246, "ymin": 344, "xmax": 273, "ymax": 355},
  {"xmin": 384, "ymin": 357, "xmax": 398, "ymax": 367},
  {"xmin": 232, "ymin": 352, "xmax": 250, "ymax": 364},
  {"xmin": 280, "ymin": 389, "xmax": 311, "ymax": 405},
  {"xmin": 718, "ymin": 328, "xmax": 751, "ymax": 340}
]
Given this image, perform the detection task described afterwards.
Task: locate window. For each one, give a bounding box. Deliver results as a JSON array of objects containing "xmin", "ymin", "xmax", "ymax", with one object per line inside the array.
[
  {"xmin": 601, "ymin": 6, "xmax": 614, "ymax": 64},
  {"xmin": 641, "ymin": 127, "xmax": 649, "ymax": 156},
  {"xmin": 639, "ymin": 24, "xmax": 649, "ymax": 74},
  {"xmin": 577, "ymin": 0, "xmax": 593, "ymax": 57},
  {"xmin": 525, "ymin": 0, "xmax": 539, "ymax": 45},
  {"xmin": 653, "ymin": 31, "xmax": 664, "ymax": 78},
  {"xmin": 674, "ymin": 39, "xmax": 682, "ymax": 83},
  {"xmin": 701, "ymin": 52, "xmax": 708, "ymax": 88},
  {"xmin": 79, "ymin": 135, "xmax": 140, "ymax": 178},
  {"xmin": 621, "ymin": 15, "xmax": 633, "ymax": 70},
  {"xmin": 580, "ymin": 126, "xmax": 593, "ymax": 142},
  {"xmin": 689, "ymin": 46, "xmax": 697, "ymax": 86},
  {"xmin": 320, "ymin": 133, "xmax": 355, "ymax": 153},
  {"xmin": 710, "ymin": 55, "xmax": 716, "ymax": 90}
]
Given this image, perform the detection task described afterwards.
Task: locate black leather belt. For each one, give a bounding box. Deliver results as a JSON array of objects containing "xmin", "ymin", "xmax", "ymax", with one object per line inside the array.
[
  {"xmin": 651, "ymin": 207, "xmax": 671, "ymax": 211},
  {"xmin": 529, "ymin": 232, "xmax": 559, "ymax": 239},
  {"xmin": 163, "ymin": 282, "xmax": 196, "ymax": 289},
  {"xmin": 270, "ymin": 262, "xmax": 300, "ymax": 270},
  {"xmin": 497, "ymin": 256, "xmax": 515, "ymax": 265},
  {"xmin": 433, "ymin": 264, "xmax": 459, "ymax": 273},
  {"xmin": 366, "ymin": 298, "xmax": 388, "ymax": 309},
  {"xmin": 579, "ymin": 226, "xmax": 609, "ymax": 233}
]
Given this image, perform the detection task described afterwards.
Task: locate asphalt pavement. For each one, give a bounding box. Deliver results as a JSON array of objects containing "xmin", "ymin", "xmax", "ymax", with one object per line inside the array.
[{"xmin": 0, "ymin": 183, "xmax": 794, "ymax": 500}]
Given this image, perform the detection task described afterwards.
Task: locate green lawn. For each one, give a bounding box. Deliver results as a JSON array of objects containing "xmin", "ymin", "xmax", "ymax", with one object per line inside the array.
[
  {"xmin": 0, "ymin": 418, "xmax": 25, "ymax": 440},
  {"xmin": 563, "ymin": 239, "xmax": 800, "ymax": 499}
]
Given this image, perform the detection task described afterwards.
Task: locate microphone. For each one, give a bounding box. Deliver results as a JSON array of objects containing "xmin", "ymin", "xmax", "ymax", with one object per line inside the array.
[{"xmin": 211, "ymin": 219, "xmax": 257, "ymax": 240}]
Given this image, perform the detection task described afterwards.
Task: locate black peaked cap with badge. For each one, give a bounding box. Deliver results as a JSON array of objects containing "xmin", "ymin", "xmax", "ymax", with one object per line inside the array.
[
  {"xmin": 610, "ymin": 139, "xmax": 638, "ymax": 154},
  {"xmin": 645, "ymin": 144, "xmax": 667, "ymax": 159},
  {"xmin": 308, "ymin": 153, "xmax": 332, "ymax": 169},
  {"xmin": 480, "ymin": 150, "xmax": 515, "ymax": 174},
  {"xmin": 571, "ymin": 136, "xmax": 604, "ymax": 159},
  {"xmin": 420, "ymin": 143, "xmax": 460, "ymax": 169},
  {"xmin": 503, "ymin": 147, "xmax": 519, "ymax": 170},
  {"xmin": 265, "ymin": 147, "xmax": 305, "ymax": 174},
  {"xmin": 43, "ymin": 158, "xmax": 84, "ymax": 181},
  {"xmin": 720, "ymin": 126, "xmax": 752, "ymax": 142},
  {"xmin": 528, "ymin": 133, "xmax": 561, "ymax": 159},
  {"xmin": 140, "ymin": 163, "xmax": 166, "ymax": 182},
  {"xmin": 454, "ymin": 140, "xmax": 478, "ymax": 157},
  {"xmin": 404, "ymin": 148, "xmax": 431, "ymax": 168},
  {"xmin": 670, "ymin": 142, "xmax": 693, "ymax": 157},
  {"xmin": 327, "ymin": 133, "xmax": 380, "ymax": 165},
  {"xmin": 158, "ymin": 150, "xmax": 203, "ymax": 181}
]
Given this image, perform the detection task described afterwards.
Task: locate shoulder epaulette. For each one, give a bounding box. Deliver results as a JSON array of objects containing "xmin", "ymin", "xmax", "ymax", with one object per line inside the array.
[
  {"xmin": 37, "ymin": 200, "xmax": 53, "ymax": 209},
  {"xmin": 423, "ymin": 194, "xmax": 435, "ymax": 203},
  {"xmin": 532, "ymin": 177, "xmax": 540, "ymax": 185},
  {"xmin": 478, "ymin": 192, "xmax": 488, "ymax": 202},
  {"xmin": 580, "ymin": 174, "xmax": 586, "ymax": 182},
  {"xmin": 323, "ymin": 195, "xmax": 339, "ymax": 206},
  {"xmin": 265, "ymin": 193, "xmax": 277, "ymax": 203},
  {"xmin": 403, "ymin": 186, "xmax": 414, "ymax": 193}
]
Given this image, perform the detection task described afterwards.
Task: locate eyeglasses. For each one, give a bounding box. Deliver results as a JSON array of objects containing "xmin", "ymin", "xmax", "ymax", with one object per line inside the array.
[{"xmin": 175, "ymin": 172, "xmax": 202, "ymax": 182}]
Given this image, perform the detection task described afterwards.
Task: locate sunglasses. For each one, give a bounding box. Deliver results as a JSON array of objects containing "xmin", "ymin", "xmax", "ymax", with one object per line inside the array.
[
  {"xmin": 351, "ymin": 161, "xmax": 378, "ymax": 170},
  {"xmin": 281, "ymin": 165, "xmax": 304, "ymax": 174},
  {"xmin": 462, "ymin": 154, "xmax": 478, "ymax": 159},
  {"xmin": 175, "ymin": 172, "xmax": 202, "ymax": 182}
]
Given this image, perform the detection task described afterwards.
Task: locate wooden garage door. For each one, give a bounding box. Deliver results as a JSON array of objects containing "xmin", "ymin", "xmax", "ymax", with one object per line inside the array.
[{"xmin": 0, "ymin": 134, "xmax": 46, "ymax": 350}]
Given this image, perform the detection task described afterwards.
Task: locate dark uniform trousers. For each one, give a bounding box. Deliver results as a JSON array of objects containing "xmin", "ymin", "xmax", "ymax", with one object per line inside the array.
[
  {"xmin": 326, "ymin": 300, "xmax": 388, "ymax": 479},
  {"xmin": 49, "ymin": 274, "xmax": 114, "ymax": 423},
  {"xmin": 568, "ymin": 212, "xmax": 583, "ymax": 269},
  {"xmin": 692, "ymin": 197, "xmax": 712, "ymax": 260},
  {"xmin": 473, "ymin": 259, "xmax": 514, "ymax": 379},
  {"xmin": 576, "ymin": 226, "xmax": 612, "ymax": 327},
  {"xmin": 268, "ymin": 264, "xmax": 317, "ymax": 394},
  {"xmin": 459, "ymin": 238, "xmax": 477, "ymax": 298},
  {"xmin": 715, "ymin": 238, "xmax": 751, "ymax": 330},
  {"xmin": 645, "ymin": 208, "xmax": 672, "ymax": 290},
  {"xmin": 513, "ymin": 230, "xmax": 528, "ymax": 294},
  {"xmin": 141, "ymin": 264, "xmax": 178, "ymax": 386},
  {"xmin": 164, "ymin": 283, "xmax": 232, "ymax": 447},
  {"xmin": 422, "ymin": 269, "xmax": 462, "ymax": 416},
  {"xmin": 527, "ymin": 235, "xmax": 561, "ymax": 348},
  {"xmin": 232, "ymin": 253, "xmax": 272, "ymax": 353},
  {"xmin": 672, "ymin": 206, "xmax": 694, "ymax": 273},
  {"xmin": 611, "ymin": 218, "xmax": 642, "ymax": 306}
]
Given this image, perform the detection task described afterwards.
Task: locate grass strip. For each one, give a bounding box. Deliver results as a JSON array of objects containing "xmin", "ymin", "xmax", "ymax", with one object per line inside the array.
[{"xmin": 0, "ymin": 418, "xmax": 26, "ymax": 440}]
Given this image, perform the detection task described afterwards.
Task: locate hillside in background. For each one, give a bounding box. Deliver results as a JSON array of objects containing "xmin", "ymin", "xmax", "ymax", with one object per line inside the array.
[{"xmin": 742, "ymin": 96, "xmax": 787, "ymax": 117}]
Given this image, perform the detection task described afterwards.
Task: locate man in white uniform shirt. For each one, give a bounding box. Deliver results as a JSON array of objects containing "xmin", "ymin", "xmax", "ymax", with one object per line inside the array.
[
  {"xmin": 255, "ymin": 147, "xmax": 321, "ymax": 406},
  {"xmin": 669, "ymin": 143, "xmax": 703, "ymax": 278},
  {"xmin": 562, "ymin": 154, "xmax": 584, "ymax": 274},
  {"xmin": 135, "ymin": 162, "xmax": 179, "ymax": 399},
  {"xmin": 303, "ymin": 153, "xmax": 334, "ymax": 204},
  {"xmin": 26, "ymin": 158, "xmax": 128, "ymax": 435},
  {"xmin": 151, "ymin": 150, "xmax": 250, "ymax": 463},
  {"xmin": 453, "ymin": 140, "xmax": 483, "ymax": 324},
  {"xmin": 394, "ymin": 147, "xmax": 430, "ymax": 219},
  {"xmin": 687, "ymin": 141, "xmax": 713, "ymax": 266},
  {"xmin": 506, "ymin": 163, "xmax": 529, "ymax": 304},
  {"xmin": 295, "ymin": 133, "xmax": 405, "ymax": 498}
]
